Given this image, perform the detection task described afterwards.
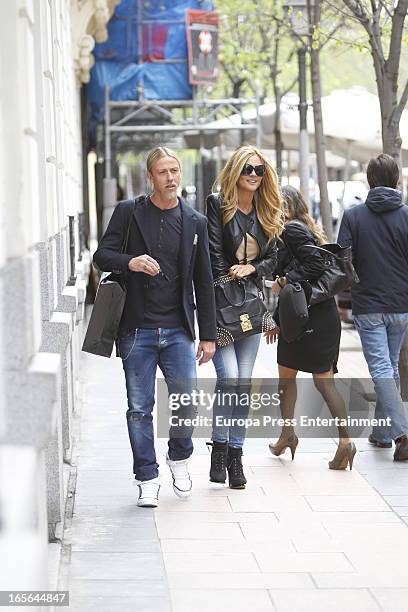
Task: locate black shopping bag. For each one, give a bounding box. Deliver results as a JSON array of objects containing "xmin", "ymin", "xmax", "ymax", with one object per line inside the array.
[
  {"xmin": 278, "ymin": 282, "xmax": 309, "ymax": 343},
  {"xmin": 82, "ymin": 198, "xmax": 138, "ymax": 357},
  {"xmin": 82, "ymin": 274, "xmax": 127, "ymax": 357}
]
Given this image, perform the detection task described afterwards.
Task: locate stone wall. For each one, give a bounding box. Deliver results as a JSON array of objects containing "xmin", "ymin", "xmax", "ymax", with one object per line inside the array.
[{"xmin": 0, "ymin": 0, "xmax": 118, "ymax": 594}]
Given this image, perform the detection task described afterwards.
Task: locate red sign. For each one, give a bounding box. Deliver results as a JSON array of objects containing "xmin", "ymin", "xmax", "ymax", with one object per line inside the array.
[{"xmin": 186, "ymin": 9, "xmax": 219, "ymax": 85}]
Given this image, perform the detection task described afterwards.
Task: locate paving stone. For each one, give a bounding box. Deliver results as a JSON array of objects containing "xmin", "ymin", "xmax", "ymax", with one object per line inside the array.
[
  {"xmin": 228, "ymin": 494, "xmax": 312, "ymax": 513},
  {"xmin": 69, "ymin": 579, "xmax": 169, "ymax": 598},
  {"xmin": 256, "ymin": 551, "xmax": 354, "ymax": 573},
  {"xmin": 154, "ymin": 510, "xmax": 279, "ymax": 525},
  {"xmin": 292, "ymin": 511, "xmax": 400, "ymax": 524},
  {"xmin": 163, "ymin": 551, "xmax": 259, "ymax": 573},
  {"xmin": 291, "ymin": 534, "xmax": 343, "ymax": 553},
  {"xmin": 154, "ymin": 494, "xmax": 232, "ymax": 512},
  {"xmin": 161, "ymin": 538, "xmax": 295, "ymax": 554},
  {"xmin": 59, "ymin": 326, "xmax": 408, "ymax": 612},
  {"xmin": 345, "ymin": 550, "xmax": 408, "ymax": 573},
  {"xmin": 69, "ymin": 596, "xmax": 171, "ymax": 612},
  {"xmin": 393, "ymin": 507, "xmax": 408, "ymax": 517},
  {"xmin": 71, "ymin": 510, "xmax": 156, "ymax": 529},
  {"xmin": 313, "ymin": 571, "xmax": 408, "ymax": 588},
  {"xmin": 70, "ymin": 552, "xmax": 166, "ymax": 581},
  {"xmin": 304, "ymin": 494, "xmax": 390, "ymax": 512},
  {"xmin": 167, "ymin": 572, "xmax": 314, "ymax": 589},
  {"xmin": 270, "ymin": 588, "xmax": 380, "ymax": 612},
  {"xmin": 71, "ymin": 531, "xmax": 161, "ymax": 553},
  {"xmin": 156, "ymin": 520, "xmax": 243, "ymax": 540},
  {"xmin": 370, "ymin": 589, "xmax": 408, "ymax": 612},
  {"xmin": 383, "ymin": 495, "xmax": 408, "ymax": 506},
  {"xmin": 171, "ymin": 589, "xmax": 274, "ymax": 612}
]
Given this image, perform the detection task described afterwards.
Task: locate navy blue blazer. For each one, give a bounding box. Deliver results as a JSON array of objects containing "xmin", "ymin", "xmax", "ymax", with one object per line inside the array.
[{"xmin": 93, "ymin": 196, "xmax": 217, "ymax": 341}]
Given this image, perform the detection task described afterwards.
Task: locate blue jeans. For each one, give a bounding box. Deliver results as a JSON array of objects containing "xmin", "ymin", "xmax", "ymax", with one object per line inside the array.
[
  {"xmin": 354, "ymin": 313, "xmax": 408, "ymax": 443},
  {"xmin": 212, "ymin": 333, "xmax": 261, "ymax": 448},
  {"xmin": 119, "ymin": 327, "xmax": 196, "ymax": 481}
]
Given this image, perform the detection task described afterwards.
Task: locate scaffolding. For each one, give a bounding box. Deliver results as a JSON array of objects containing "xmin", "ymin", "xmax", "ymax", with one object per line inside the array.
[
  {"xmin": 103, "ymin": 86, "xmax": 261, "ymax": 214},
  {"xmin": 97, "ymin": 1, "xmax": 261, "ymax": 224}
]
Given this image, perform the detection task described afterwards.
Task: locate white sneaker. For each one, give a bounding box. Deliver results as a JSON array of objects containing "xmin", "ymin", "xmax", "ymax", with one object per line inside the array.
[
  {"xmin": 166, "ymin": 454, "xmax": 192, "ymax": 498},
  {"xmin": 136, "ymin": 477, "xmax": 161, "ymax": 508}
]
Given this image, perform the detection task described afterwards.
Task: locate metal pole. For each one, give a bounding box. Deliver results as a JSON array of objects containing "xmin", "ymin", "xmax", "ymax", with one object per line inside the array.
[
  {"xmin": 104, "ymin": 85, "xmax": 111, "ymax": 179},
  {"xmin": 337, "ymin": 139, "xmax": 352, "ymax": 231},
  {"xmin": 68, "ymin": 215, "xmax": 77, "ymax": 286},
  {"xmin": 255, "ymin": 80, "xmax": 261, "ymax": 149},
  {"xmin": 340, "ymin": 139, "xmax": 352, "ymax": 207},
  {"xmin": 197, "ymin": 133, "xmax": 204, "ymax": 213},
  {"xmin": 137, "ymin": 0, "xmax": 144, "ymax": 100},
  {"xmin": 108, "ymin": 97, "xmax": 255, "ymax": 108},
  {"xmin": 78, "ymin": 211, "xmax": 85, "ymax": 261},
  {"xmin": 192, "ymin": 84, "xmax": 198, "ymax": 125},
  {"xmin": 109, "ymin": 124, "xmax": 258, "ymax": 132},
  {"xmin": 193, "ymin": 85, "xmax": 204, "ymax": 212},
  {"xmin": 298, "ymin": 47, "xmax": 309, "ymax": 203}
]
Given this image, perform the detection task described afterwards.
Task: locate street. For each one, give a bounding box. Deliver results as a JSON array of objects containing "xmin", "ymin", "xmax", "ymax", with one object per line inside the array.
[{"xmin": 52, "ymin": 326, "xmax": 408, "ymax": 612}]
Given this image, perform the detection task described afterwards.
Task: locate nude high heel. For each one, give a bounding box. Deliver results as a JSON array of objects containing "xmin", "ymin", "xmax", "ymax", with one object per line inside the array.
[
  {"xmin": 328, "ymin": 441, "xmax": 356, "ymax": 470},
  {"xmin": 269, "ymin": 434, "xmax": 299, "ymax": 460}
]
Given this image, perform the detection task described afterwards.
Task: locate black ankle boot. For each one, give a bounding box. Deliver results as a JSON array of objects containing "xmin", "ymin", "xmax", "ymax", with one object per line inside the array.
[
  {"xmin": 208, "ymin": 441, "xmax": 228, "ymax": 483},
  {"xmin": 227, "ymin": 446, "xmax": 247, "ymax": 489}
]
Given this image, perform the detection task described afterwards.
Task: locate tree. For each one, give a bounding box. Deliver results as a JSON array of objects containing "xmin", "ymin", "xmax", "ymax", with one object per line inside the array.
[
  {"xmin": 256, "ymin": 13, "xmax": 298, "ymax": 177},
  {"xmin": 328, "ymin": 0, "xmax": 408, "ymax": 173},
  {"xmin": 214, "ymin": 0, "xmax": 298, "ymax": 101},
  {"xmin": 308, "ymin": 0, "xmax": 333, "ymax": 241},
  {"xmin": 214, "ymin": 0, "xmax": 266, "ymax": 99},
  {"xmin": 213, "ymin": 0, "xmax": 298, "ymax": 177},
  {"xmin": 325, "ymin": 0, "xmax": 408, "ymax": 397}
]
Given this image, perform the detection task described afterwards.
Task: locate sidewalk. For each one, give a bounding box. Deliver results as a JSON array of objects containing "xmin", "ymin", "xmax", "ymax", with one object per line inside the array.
[{"xmin": 56, "ymin": 326, "xmax": 408, "ymax": 612}]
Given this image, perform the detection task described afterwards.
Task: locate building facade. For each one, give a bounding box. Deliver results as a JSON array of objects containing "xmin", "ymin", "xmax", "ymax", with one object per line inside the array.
[{"xmin": 0, "ymin": 0, "xmax": 119, "ymax": 593}]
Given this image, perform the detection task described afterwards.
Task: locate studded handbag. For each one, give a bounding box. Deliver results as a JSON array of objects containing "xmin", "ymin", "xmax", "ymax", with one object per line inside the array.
[{"xmin": 214, "ymin": 275, "xmax": 276, "ymax": 347}]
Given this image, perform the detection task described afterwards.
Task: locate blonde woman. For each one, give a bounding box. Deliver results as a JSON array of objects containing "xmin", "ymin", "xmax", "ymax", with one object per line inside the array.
[
  {"xmin": 206, "ymin": 145, "xmax": 283, "ymax": 488},
  {"xmin": 269, "ymin": 185, "xmax": 356, "ymax": 470}
]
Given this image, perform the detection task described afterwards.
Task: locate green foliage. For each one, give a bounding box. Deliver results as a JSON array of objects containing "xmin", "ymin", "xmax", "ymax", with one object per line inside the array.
[
  {"xmin": 319, "ymin": 0, "xmax": 408, "ymax": 94},
  {"xmin": 211, "ymin": 0, "xmax": 407, "ymax": 103},
  {"xmin": 212, "ymin": 0, "xmax": 298, "ymax": 100}
]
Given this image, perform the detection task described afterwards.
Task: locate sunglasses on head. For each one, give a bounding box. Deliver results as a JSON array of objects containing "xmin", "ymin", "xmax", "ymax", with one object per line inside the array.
[{"xmin": 241, "ymin": 163, "xmax": 265, "ymax": 177}]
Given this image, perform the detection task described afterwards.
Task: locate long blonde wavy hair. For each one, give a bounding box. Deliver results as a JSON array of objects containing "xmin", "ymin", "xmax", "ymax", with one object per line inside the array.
[
  {"xmin": 281, "ymin": 185, "xmax": 327, "ymax": 245},
  {"xmin": 212, "ymin": 146, "xmax": 284, "ymax": 240}
]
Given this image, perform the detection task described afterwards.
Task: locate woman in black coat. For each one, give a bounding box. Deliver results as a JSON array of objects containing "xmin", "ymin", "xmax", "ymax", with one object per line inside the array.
[
  {"xmin": 268, "ymin": 186, "xmax": 356, "ymax": 470},
  {"xmin": 206, "ymin": 145, "xmax": 283, "ymax": 488}
]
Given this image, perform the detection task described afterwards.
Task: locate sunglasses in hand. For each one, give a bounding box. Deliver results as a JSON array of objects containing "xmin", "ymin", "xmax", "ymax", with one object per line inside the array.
[{"xmin": 241, "ymin": 163, "xmax": 265, "ymax": 177}]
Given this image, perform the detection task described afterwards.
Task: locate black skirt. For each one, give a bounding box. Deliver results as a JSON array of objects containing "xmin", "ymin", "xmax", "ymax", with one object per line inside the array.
[{"xmin": 277, "ymin": 297, "xmax": 341, "ymax": 374}]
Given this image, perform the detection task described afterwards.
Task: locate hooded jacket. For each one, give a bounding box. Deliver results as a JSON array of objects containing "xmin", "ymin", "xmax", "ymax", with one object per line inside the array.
[{"xmin": 337, "ymin": 187, "xmax": 408, "ymax": 314}]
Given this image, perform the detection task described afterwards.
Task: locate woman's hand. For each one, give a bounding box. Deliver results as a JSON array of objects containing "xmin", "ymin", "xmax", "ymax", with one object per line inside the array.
[
  {"xmin": 229, "ymin": 264, "xmax": 256, "ymax": 279},
  {"xmin": 264, "ymin": 327, "xmax": 279, "ymax": 344},
  {"xmin": 271, "ymin": 277, "xmax": 287, "ymax": 295}
]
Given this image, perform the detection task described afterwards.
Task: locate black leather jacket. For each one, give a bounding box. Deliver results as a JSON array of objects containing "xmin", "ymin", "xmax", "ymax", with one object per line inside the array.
[
  {"xmin": 206, "ymin": 192, "xmax": 277, "ymax": 281},
  {"xmin": 276, "ymin": 221, "xmax": 327, "ymax": 283}
]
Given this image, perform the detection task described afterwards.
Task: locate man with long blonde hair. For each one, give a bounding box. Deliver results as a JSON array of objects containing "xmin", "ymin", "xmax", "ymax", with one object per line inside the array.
[{"xmin": 94, "ymin": 146, "xmax": 216, "ymax": 507}]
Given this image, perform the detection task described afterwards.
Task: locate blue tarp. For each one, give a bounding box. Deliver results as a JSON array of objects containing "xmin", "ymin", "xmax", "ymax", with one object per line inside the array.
[{"xmin": 87, "ymin": 0, "xmax": 214, "ymax": 132}]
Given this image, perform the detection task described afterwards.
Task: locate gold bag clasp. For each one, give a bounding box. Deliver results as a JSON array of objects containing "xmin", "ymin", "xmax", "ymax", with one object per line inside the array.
[{"xmin": 240, "ymin": 313, "xmax": 253, "ymax": 332}]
